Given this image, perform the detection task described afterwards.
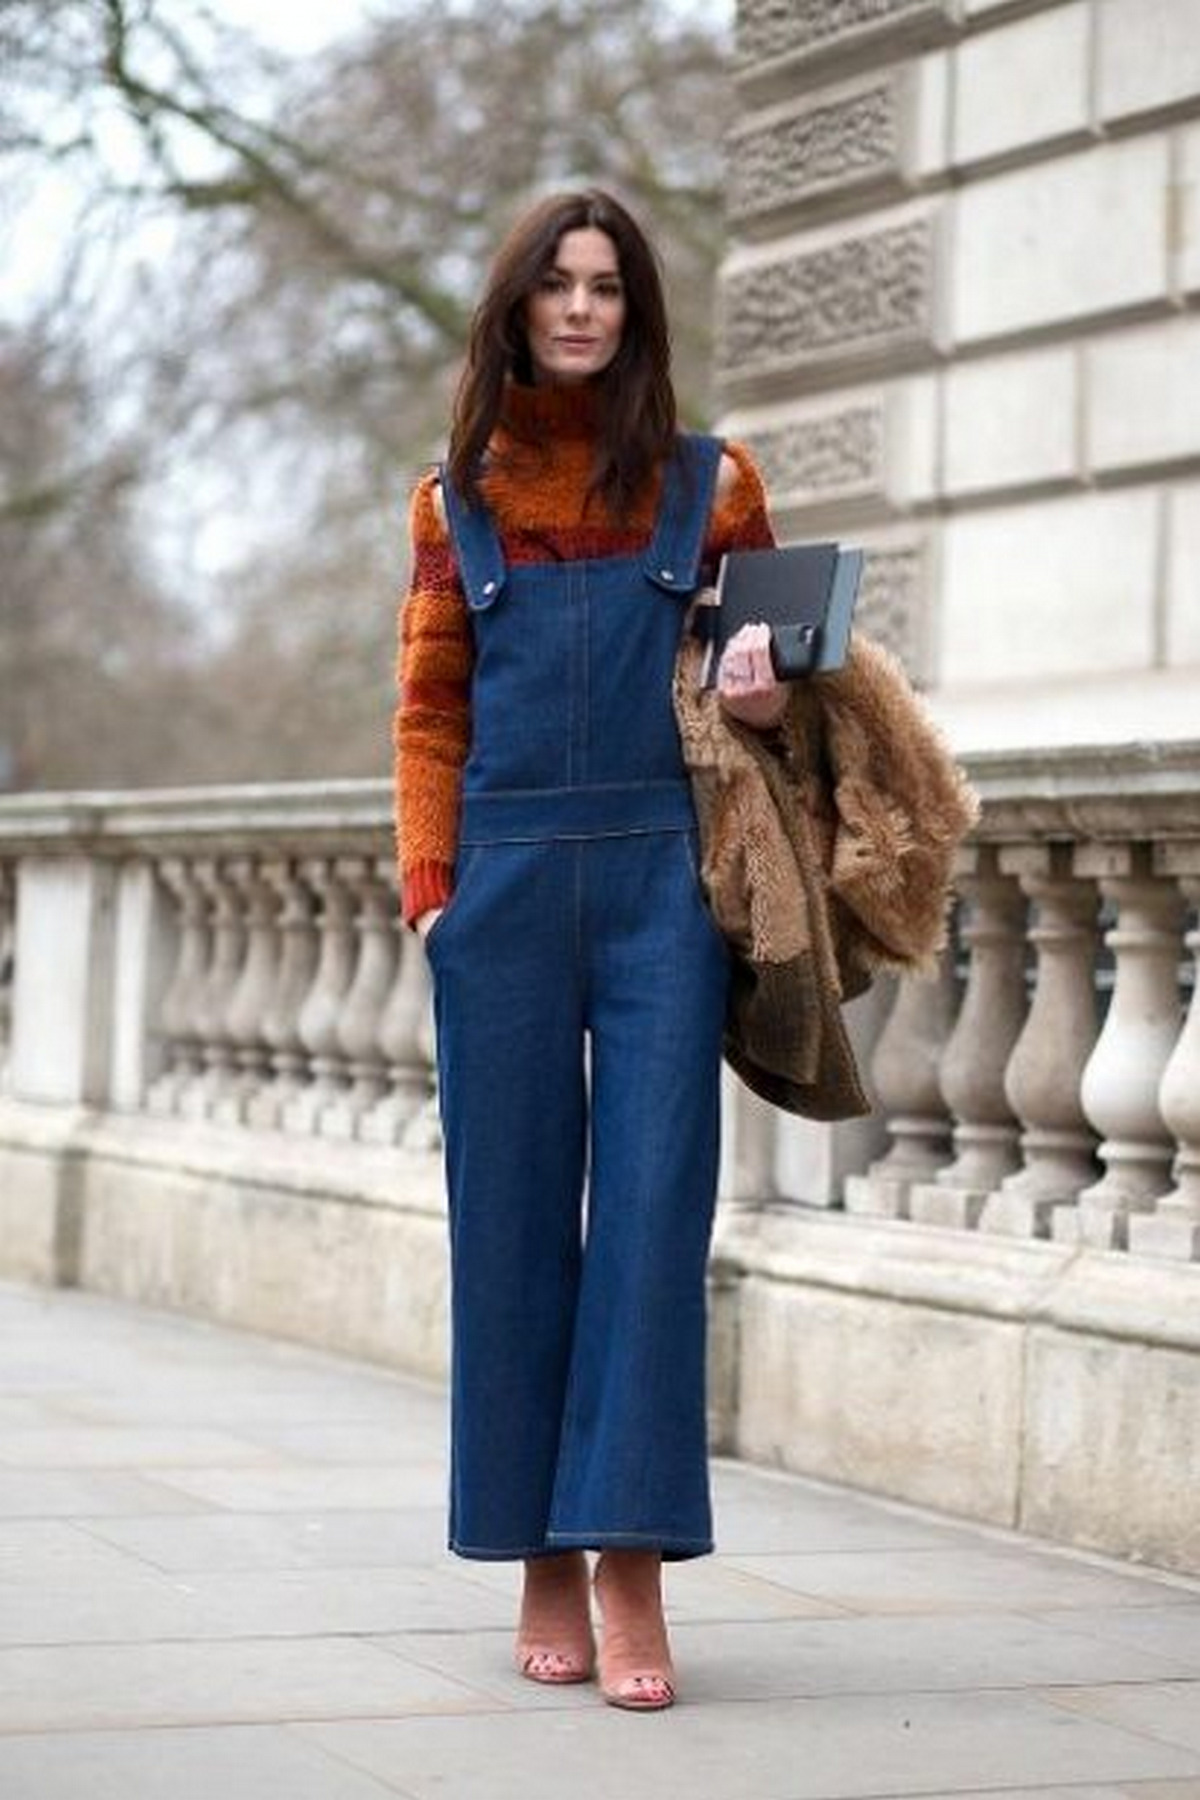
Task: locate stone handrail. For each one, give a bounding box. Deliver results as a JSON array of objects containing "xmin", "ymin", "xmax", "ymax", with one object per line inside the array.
[{"xmin": 1, "ymin": 742, "xmax": 1198, "ymax": 1260}]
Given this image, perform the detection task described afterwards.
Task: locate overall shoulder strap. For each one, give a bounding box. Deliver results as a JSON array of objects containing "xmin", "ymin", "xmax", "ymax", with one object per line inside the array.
[
  {"xmin": 437, "ymin": 464, "xmax": 508, "ymax": 612},
  {"xmin": 642, "ymin": 432, "xmax": 724, "ymax": 596}
]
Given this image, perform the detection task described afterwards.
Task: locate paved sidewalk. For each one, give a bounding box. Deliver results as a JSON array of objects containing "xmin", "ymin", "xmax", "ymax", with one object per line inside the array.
[{"xmin": 2, "ymin": 1280, "xmax": 1200, "ymax": 1800}]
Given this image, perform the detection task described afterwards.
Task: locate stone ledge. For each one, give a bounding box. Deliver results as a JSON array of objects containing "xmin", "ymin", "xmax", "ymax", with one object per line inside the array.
[
  {"xmin": 714, "ymin": 1202, "xmax": 1200, "ymax": 1353},
  {"xmin": 714, "ymin": 1202, "xmax": 1200, "ymax": 1572},
  {"xmin": 0, "ymin": 779, "xmax": 393, "ymax": 858},
  {"xmin": 959, "ymin": 739, "xmax": 1200, "ymax": 842},
  {"xmin": 0, "ymin": 1099, "xmax": 442, "ymax": 1217},
  {"xmin": 0, "ymin": 1103, "xmax": 449, "ymax": 1378}
]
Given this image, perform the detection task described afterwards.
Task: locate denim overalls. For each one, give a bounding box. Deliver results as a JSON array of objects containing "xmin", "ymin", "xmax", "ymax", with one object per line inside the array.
[{"xmin": 426, "ymin": 433, "xmax": 731, "ymax": 1561}]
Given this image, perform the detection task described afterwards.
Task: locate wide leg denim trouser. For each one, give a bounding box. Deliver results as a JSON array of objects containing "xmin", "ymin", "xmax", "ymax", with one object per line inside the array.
[{"xmin": 427, "ymin": 436, "xmax": 730, "ymax": 1561}]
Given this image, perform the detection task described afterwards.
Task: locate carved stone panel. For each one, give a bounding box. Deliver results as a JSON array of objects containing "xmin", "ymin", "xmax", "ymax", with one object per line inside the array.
[
  {"xmin": 856, "ymin": 540, "xmax": 927, "ymax": 676},
  {"xmin": 743, "ymin": 405, "xmax": 885, "ymax": 506},
  {"xmin": 738, "ymin": 0, "xmax": 956, "ymax": 69},
  {"xmin": 718, "ymin": 218, "xmax": 934, "ymax": 389},
  {"xmin": 728, "ymin": 82, "xmax": 899, "ymax": 221}
]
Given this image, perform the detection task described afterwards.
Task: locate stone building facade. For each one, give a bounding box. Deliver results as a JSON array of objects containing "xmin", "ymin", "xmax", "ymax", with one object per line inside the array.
[{"xmin": 720, "ymin": 0, "xmax": 1200, "ymax": 751}]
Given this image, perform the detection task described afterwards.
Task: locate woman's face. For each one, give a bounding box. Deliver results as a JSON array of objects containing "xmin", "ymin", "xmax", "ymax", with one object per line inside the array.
[{"xmin": 524, "ymin": 227, "xmax": 626, "ymax": 386}]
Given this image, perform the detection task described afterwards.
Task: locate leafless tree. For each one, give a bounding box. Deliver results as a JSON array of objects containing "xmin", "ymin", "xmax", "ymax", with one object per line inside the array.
[
  {"xmin": 1, "ymin": 0, "xmax": 732, "ymax": 786},
  {"xmin": 0, "ymin": 325, "xmax": 205, "ymax": 786}
]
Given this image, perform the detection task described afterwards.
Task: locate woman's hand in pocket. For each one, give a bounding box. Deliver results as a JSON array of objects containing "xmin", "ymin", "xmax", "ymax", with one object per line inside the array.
[{"xmin": 415, "ymin": 907, "xmax": 446, "ymax": 944}]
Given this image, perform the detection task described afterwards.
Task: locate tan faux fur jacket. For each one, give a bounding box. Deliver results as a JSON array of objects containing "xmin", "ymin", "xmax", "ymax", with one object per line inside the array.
[{"xmin": 673, "ymin": 615, "xmax": 979, "ymax": 1120}]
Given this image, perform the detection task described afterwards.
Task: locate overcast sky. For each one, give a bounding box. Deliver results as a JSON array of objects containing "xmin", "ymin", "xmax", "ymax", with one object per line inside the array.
[
  {"xmin": 206, "ymin": 0, "xmax": 373, "ymax": 52},
  {"xmin": 215, "ymin": 0, "xmax": 729, "ymax": 51}
]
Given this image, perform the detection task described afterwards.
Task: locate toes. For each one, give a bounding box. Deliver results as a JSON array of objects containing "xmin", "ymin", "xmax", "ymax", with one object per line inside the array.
[
  {"xmin": 516, "ymin": 1641, "xmax": 594, "ymax": 1684},
  {"xmin": 605, "ymin": 1670, "xmax": 675, "ymax": 1710}
]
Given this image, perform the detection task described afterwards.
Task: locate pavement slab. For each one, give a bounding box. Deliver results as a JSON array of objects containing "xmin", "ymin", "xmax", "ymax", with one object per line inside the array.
[
  {"xmin": 719, "ymin": 1547, "xmax": 1196, "ymax": 1616},
  {"xmin": 292, "ymin": 1692, "xmax": 1200, "ymax": 1800},
  {"xmin": 0, "ymin": 1467, "xmax": 214, "ymax": 1519},
  {"xmin": 74, "ymin": 1503, "xmax": 450, "ymax": 1572},
  {"xmin": 3, "ymin": 1277, "xmax": 1200, "ymax": 1800},
  {"xmin": 0, "ymin": 1725, "xmax": 412, "ymax": 1800},
  {"xmin": 1036, "ymin": 1682, "xmax": 1200, "ymax": 1756}
]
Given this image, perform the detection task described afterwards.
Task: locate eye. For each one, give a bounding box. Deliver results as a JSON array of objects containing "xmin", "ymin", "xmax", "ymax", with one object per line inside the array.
[
  {"xmin": 594, "ymin": 281, "xmax": 623, "ymax": 299},
  {"xmin": 539, "ymin": 273, "xmax": 567, "ymax": 293}
]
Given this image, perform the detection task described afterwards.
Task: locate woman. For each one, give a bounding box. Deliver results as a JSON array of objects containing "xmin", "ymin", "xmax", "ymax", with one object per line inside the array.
[{"xmin": 393, "ymin": 188, "xmax": 783, "ymax": 1711}]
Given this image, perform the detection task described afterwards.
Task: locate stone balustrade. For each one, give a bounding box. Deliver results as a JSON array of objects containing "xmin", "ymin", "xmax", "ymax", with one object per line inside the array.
[
  {"xmin": 839, "ymin": 742, "xmax": 1200, "ymax": 1262},
  {"xmin": 140, "ymin": 850, "xmax": 431, "ymax": 1146},
  {"xmin": 0, "ymin": 747, "xmax": 1198, "ymax": 1255},
  {"xmin": 0, "ymin": 779, "xmax": 426, "ymax": 1131},
  {"xmin": 1, "ymin": 746, "xmax": 1198, "ymax": 1573}
]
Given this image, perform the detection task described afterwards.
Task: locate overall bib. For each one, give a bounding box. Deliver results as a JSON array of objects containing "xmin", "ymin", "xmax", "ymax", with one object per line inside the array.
[{"xmin": 428, "ymin": 433, "xmax": 731, "ymax": 1561}]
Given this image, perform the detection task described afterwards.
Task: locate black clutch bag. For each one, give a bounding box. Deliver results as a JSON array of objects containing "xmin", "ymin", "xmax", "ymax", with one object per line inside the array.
[{"xmin": 700, "ymin": 542, "xmax": 864, "ymax": 686}]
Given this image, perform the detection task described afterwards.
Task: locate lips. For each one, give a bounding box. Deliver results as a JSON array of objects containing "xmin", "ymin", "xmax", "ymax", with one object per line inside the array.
[{"xmin": 555, "ymin": 337, "xmax": 598, "ymax": 348}]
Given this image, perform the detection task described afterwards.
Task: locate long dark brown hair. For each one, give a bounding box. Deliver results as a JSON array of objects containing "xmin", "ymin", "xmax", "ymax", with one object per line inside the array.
[{"xmin": 446, "ymin": 189, "xmax": 677, "ymax": 521}]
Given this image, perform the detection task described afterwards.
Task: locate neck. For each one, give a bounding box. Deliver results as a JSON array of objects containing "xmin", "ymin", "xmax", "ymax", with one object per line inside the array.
[{"xmin": 499, "ymin": 378, "xmax": 604, "ymax": 443}]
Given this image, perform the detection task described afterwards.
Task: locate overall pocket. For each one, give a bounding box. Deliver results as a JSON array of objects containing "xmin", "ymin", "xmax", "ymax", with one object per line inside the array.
[
  {"xmin": 422, "ymin": 845, "xmax": 484, "ymax": 959},
  {"xmin": 679, "ymin": 828, "xmax": 729, "ymax": 953}
]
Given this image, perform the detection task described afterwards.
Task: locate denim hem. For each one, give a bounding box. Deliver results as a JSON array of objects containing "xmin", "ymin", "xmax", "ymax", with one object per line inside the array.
[
  {"xmin": 449, "ymin": 1532, "xmax": 715, "ymax": 1563},
  {"xmin": 546, "ymin": 1529, "xmax": 714, "ymax": 1561},
  {"xmin": 449, "ymin": 1540, "xmax": 566, "ymax": 1561}
]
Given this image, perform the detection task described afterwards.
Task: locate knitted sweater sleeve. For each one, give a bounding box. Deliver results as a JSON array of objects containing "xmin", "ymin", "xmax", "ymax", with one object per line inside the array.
[
  {"xmin": 707, "ymin": 439, "xmax": 777, "ymax": 558},
  {"xmin": 392, "ymin": 472, "xmax": 473, "ymax": 926}
]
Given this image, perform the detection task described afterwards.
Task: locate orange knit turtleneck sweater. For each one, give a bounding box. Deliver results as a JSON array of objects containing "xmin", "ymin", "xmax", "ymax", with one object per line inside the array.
[{"xmin": 392, "ymin": 382, "xmax": 776, "ymax": 924}]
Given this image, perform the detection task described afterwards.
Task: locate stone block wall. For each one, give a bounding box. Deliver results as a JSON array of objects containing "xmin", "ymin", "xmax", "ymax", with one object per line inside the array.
[{"xmin": 721, "ymin": 0, "xmax": 1200, "ymax": 751}]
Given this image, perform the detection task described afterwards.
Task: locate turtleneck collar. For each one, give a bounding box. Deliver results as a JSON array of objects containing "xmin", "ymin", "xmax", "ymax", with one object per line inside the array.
[{"xmin": 498, "ymin": 378, "xmax": 604, "ymax": 442}]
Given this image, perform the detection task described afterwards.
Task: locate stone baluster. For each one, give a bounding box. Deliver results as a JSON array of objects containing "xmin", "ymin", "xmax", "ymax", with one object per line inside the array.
[
  {"xmin": 146, "ymin": 858, "xmax": 211, "ymax": 1116},
  {"xmin": 909, "ymin": 846, "xmax": 1027, "ymax": 1230},
  {"xmin": 320, "ymin": 857, "xmax": 397, "ymax": 1138},
  {"xmin": 843, "ymin": 953, "xmax": 959, "ymax": 1219},
  {"xmin": 179, "ymin": 859, "xmax": 246, "ymax": 1120},
  {"xmin": 0, "ymin": 860, "xmax": 14, "ymax": 1090},
  {"xmin": 281, "ymin": 858, "xmax": 357, "ymax": 1134},
  {"xmin": 246, "ymin": 860, "xmax": 320, "ymax": 1131},
  {"xmin": 403, "ymin": 950, "xmax": 444, "ymax": 1154},
  {"xmin": 1055, "ymin": 843, "xmax": 1185, "ymax": 1250},
  {"xmin": 361, "ymin": 869, "xmax": 436, "ymax": 1145},
  {"xmin": 722, "ymin": 1080, "xmax": 780, "ymax": 1206},
  {"xmin": 212, "ymin": 859, "xmax": 281, "ymax": 1127},
  {"xmin": 980, "ymin": 844, "xmax": 1100, "ymax": 1238},
  {"xmin": 1130, "ymin": 854, "xmax": 1200, "ymax": 1262}
]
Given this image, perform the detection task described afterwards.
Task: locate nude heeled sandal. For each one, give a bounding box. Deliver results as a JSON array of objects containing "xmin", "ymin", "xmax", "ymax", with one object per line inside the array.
[
  {"xmin": 514, "ymin": 1554, "xmax": 596, "ymax": 1686},
  {"xmin": 593, "ymin": 1556, "xmax": 676, "ymax": 1712}
]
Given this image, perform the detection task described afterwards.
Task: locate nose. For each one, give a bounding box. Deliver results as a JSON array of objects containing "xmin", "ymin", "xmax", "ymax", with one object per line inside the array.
[{"xmin": 565, "ymin": 283, "xmax": 592, "ymax": 321}]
